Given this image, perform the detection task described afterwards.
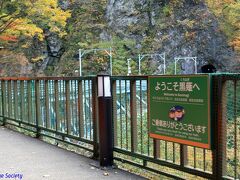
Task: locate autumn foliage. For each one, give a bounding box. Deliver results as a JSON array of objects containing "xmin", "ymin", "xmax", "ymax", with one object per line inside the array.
[{"xmin": 0, "ymin": 0, "xmax": 71, "ymax": 44}]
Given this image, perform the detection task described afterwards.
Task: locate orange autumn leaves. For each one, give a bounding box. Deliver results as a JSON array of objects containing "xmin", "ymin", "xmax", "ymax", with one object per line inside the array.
[{"xmin": 0, "ymin": 0, "xmax": 71, "ymax": 44}]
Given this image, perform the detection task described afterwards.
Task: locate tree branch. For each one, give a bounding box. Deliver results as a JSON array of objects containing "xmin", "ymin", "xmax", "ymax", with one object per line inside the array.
[
  {"xmin": 0, "ymin": 18, "xmax": 16, "ymax": 34},
  {"xmin": 0, "ymin": 14, "xmax": 11, "ymax": 20}
]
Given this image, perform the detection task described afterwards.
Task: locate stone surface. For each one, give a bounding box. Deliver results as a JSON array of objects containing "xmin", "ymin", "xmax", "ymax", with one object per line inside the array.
[{"xmin": 105, "ymin": 0, "xmax": 239, "ymax": 74}]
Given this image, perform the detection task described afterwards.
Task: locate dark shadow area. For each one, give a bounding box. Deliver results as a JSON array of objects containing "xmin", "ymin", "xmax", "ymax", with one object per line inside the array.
[{"xmin": 201, "ymin": 64, "xmax": 217, "ymax": 73}]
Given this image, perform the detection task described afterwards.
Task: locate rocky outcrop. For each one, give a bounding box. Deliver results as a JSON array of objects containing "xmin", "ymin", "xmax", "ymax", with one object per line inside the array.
[
  {"xmin": 106, "ymin": 0, "xmax": 238, "ymax": 74},
  {"xmin": 59, "ymin": 0, "xmax": 71, "ymax": 10},
  {"xmin": 34, "ymin": 30, "xmax": 64, "ymax": 76}
]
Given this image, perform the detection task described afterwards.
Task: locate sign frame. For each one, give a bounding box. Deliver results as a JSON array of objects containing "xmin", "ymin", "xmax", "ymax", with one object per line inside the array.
[{"xmin": 148, "ymin": 74, "xmax": 211, "ymax": 149}]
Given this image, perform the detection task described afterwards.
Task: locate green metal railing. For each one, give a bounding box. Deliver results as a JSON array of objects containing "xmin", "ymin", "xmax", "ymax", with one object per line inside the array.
[
  {"xmin": 111, "ymin": 75, "xmax": 240, "ymax": 179},
  {"xmin": 0, "ymin": 74, "xmax": 239, "ymax": 179},
  {"xmin": 112, "ymin": 76, "xmax": 213, "ymax": 179},
  {"xmin": 0, "ymin": 77, "xmax": 98, "ymax": 157}
]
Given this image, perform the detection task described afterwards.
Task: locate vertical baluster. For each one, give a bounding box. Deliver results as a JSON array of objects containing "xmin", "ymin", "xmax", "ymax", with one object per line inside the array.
[
  {"xmin": 130, "ymin": 79, "xmax": 137, "ymax": 153},
  {"xmin": 125, "ymin": 80, "xmax": 128, "ymax": 150},
  {"xmin": 84, "ymin": 80, "xmax": 87, "ymax": 139},
  {"xmin": 140, "ymin": 80, "xmax": 143, "ymax": 154},
  {"xmin": 180, "ymin": 145, "xmax": 188, "ymax": 167},
  {"xmin": 66, "ymin": 80, "xmax": 71, "ymax": 135},
  {"xmin": 55, "ymin": 80, "xmax": 60, "ymax": 132},
  {"xmin": 27, "ymin": 81, "xmax": 32, "ymax": 124},
  {"xmin": 165, "ymin": 141, "xmax": 168, "ymax": 160},
  {"xmin": 35, "ymin": 80, "xmax": 40, "ymax": 136},
  {"xmin": 194, "ymin": 147, "xmax": 196, "ymax": 168},
  {"xmin": 119, "ymin": 80, "xmax": 123, "ymax": 149},
  {"xmin": 203, "ymin": 149, "xmax": 206, "ymax": 171},
  {"xmin": 20, "ymin": 81, "xmax": 24, "ymax": 122},
  {"xmin": 78, "ymin": 80, "xmax": 84, "ymax": 138},
  {"xmin": 14, "ymin": 80, "xmax": 18, "ymax": 120},
  {"xmin": 1, "ymin": 80, "xmax": 6, "ymax": 125},
  {"xmin": 74, "ymin": 80, "xmax": 78, "ymax": 136},
  {"xmin": 7, "ymin": 80, "xmax": 11, "ymax": 118},
  {"xmin": 88, "ymin": 80, "xmax": 92, "ymax": 140},
  {"xmin": 173, "ymin": 143, "xmax": 175, "ymax": 163},
  {"xmin": 112, "ymin": 80, "xmax": 118, "ymax": 147},
  {"xmin": 45, "ymin": 81, "xmax": 50, "ymax": 129},
  {"xmin": 92, "ymin": 78, "xmax": 98, "ymax": 158}
]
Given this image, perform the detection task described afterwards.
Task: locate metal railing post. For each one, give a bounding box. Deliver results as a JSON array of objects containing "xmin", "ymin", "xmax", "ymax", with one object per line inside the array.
[
  {"xmin": 92, "ymin": 78, "xmax": 99, "ymax": 159},
  {"xmin": 180, "ymin": 144, "xmax": 188, "ymax": 167},
  {"xmin": 1, "ymin": 80, "xmax": 6, "ymax": 126},
  {"xmin": 35, "ymin": 80, "xmax": 40, "ymax": 138},
  {"xmin": 212, "ymin": 75, "xmax": 226, "ymax": 179},
  {"xmin": 112, "ymin": 80, "xmax": 118, "ymax": 148},
  {"xmin": 7, "ymin": 80, "xmax": 11, "ymax": 119},
  {"xmin": 27, "ymin": 81, "xmax": 32, "ymax": 124},
  {"xmin": 130, "ymin": 80, "xmax": 137, "ymax": 153},
  {"xmin": 14, "ymin": 80, "xmax": 18, "ymax": 120},
  {"xmin": 45, "ymin": 80, "xmax": 50, "ymax": 129},
  {"xmin": 20, "ymin": 80, "xmax": 25, "ymax": 123},
  {"xmin": 78, "ymin": 80, "xmax": 84, "ymax": 138},
  {"xmin": 153, "ymin": 139, "xmax": 160, "ymax": 159},
  {"xmin": 66, "ymin": 80, "xmax": 71, "ymax": 135},
  {"xmin": 54, "ymin": 80, "xmax": 60, "ymax": 132}
]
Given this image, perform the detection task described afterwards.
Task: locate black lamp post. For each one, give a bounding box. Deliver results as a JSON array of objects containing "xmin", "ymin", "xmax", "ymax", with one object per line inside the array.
[{"xmin": 97, "ymin": 75, "xmax": 113, "ymax": 167}]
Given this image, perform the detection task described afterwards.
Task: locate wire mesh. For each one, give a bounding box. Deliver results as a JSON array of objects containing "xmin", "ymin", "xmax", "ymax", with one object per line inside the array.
[{"xmin": 223, "ymin": 80, "xmax": 240, "ymax": 179}]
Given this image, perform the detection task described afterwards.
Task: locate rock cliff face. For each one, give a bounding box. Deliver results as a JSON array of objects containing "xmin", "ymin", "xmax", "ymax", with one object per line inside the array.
[
  {"xmin": 105, "ymin": 0, "xmax": 238, "ymax": 73},
  {"xmin": 26, "ymin": 0, "xmax": 239, "ymax": 76}
]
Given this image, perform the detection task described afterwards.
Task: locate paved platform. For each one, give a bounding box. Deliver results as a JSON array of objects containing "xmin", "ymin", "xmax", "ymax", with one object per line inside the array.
[{"xmin": 0, "ymin": 127, "xmax": 145, "ymax": 180}]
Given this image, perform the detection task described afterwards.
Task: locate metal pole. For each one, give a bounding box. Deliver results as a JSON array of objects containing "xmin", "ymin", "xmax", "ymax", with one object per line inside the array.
[
  {"xmin": 110, "ymin": 47, "xmax": 112, "ymax": 76},
  {"xmin": 194, "ymin": 58, "xmax": 197, "ymax": 74},
  {"xmin": 138, "ymin": 54, "xmax": 141, "ymax": 75},
  {"xmin": 79, "ymin": 49, "xmax": 82, "ymax": 76},
  {"xmin": 127, "ymin": 58, "xmax": 131, "ymax": 76},
  {"xmin": 174, "ymin": 58, "xmax": 177, "ymax": 74},
  {"xmin": 163, "ymin": 53, "xmax": 166, "ymax": 74}
]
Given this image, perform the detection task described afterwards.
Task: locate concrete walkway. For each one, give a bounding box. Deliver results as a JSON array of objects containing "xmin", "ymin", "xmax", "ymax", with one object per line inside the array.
[{"xmin": 0, "ymin": 127, "xmax": 145, "ymax": 180}]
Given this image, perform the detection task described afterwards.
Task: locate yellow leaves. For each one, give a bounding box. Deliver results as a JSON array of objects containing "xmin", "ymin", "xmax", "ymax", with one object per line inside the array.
[
  {"xmin": 31, "ymin": 56, "xmax": 45, "ymax": 62},
  {"xmin": 1, "ymin": 0, "xmax": 71, "ymax": 43},
  {"xmin": 27, "ymin": 0, "xmax": 71, "ymax": 35},
  {"xmin": 4, "ymin": 18, "xmax": 43, "ymax": 40},
  {"xmin": 49, "ymin": 9, "xmax": 71, "ymax": 27}
]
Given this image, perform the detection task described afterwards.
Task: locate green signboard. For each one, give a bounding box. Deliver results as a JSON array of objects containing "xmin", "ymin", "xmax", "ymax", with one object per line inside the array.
[{"xmin": 149, "ymin": 75, "xmax": 211, "ymax": 149}]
